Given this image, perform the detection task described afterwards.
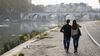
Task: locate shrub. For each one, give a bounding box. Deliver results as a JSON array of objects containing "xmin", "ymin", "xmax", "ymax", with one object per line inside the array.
[
  {"xmin": 19, "ymin": 33, "xmax": 31, "ymax": 42},
  {"xmin": 3, "ymin": 43, "xmax": 10, "ymax": 52},
  {"xmin": 31, "ymin": 31, "xmax": 41, "ymax": 37},
  {"xmin": 1, "ymin": 31, "xmax": 41, "ymax": 54},
  {"xmin": 23, "ymin": 33, "xmax": 30, "ymax": 41},
  {"xmin": 2, "ymin": 41, "xmax": 16, "ymax": 54}
]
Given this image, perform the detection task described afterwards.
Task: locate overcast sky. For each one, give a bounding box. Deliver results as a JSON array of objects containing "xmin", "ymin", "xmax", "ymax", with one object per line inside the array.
[{"xmin": 32, "ymin": 0, "xmax": 100, "ymax": 8}]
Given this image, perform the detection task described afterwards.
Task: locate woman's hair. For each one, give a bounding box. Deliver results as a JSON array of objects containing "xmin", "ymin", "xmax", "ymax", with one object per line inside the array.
[{"xmin": 72, "ymin": 20, "xmax": 78, "ymax": 30}]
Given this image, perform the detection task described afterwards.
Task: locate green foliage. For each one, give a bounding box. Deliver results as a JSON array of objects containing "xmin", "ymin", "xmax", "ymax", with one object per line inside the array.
[
  {"xmin": 31, "ymin": 31, "xmax": 41, "ymax": 37},
  {"xmin": 1, "ymin": 31, "xmax": 41, "ymax": 54},
  {"xmin": 3, "ymin": 43, "xmax": 9, "ymax": 52},
  {"xmin": 19, "ymin": 36, "xmax": 24, "ymax": 43},
  {"xmin": 19, "ymin": 32, "xmax": 41, "ymax": 42},
  {"xmin": 0, "ymin": 0, "xmax": 45, "ymax": 14},
  {"xmin": 19, "ymin": 33, "xmax": 30, "ymax": 42},
  {"xmin": 23, "ymin": 33, "xmax": 30, "ymax": 41},
  {"xmin": 0, "ymin": 0, "xmax": 32, "ymax": 13},
  {"xmin": 1, "ymin": 42, "xmax": 15, "ymax": 54},
  {"xmin": 32, "ymin": 5, "xmax": 45, "ymax": 12}
]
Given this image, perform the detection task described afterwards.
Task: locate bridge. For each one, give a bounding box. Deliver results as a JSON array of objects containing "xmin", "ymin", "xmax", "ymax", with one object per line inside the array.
[{"xmin": 21, "ymin": 12, "xmax": 100, "ymax": 22}]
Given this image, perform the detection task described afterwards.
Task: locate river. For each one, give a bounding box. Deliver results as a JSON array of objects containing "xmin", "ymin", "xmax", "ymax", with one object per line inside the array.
[{"xmin": 0, "ymin": 21, "xmax": 57, "ymax": 50}]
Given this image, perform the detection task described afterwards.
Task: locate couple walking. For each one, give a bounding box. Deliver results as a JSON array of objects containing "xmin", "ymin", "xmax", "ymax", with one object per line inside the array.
[{"xmin": 60, "ymin": 19, "xmax": 81, "ymax": 53}]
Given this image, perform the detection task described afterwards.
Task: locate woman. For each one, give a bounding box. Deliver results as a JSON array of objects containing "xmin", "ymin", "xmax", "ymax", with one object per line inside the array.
[{"xmin": 71, "ymin": 20, "xmax": 81, "ymax": 53}]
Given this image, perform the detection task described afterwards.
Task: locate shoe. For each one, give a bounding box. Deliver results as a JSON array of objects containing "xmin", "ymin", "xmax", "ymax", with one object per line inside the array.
[
  {"xmin": 64, "ymin": 48, "xmax": 69, "ymax": 53},
  {"xmin": 74, "ymin": 50, "xmax": 77, "ymax": 53},
  {"xmin": 66, "ymin": 50, "xmax": 69, "ymax": 53}
]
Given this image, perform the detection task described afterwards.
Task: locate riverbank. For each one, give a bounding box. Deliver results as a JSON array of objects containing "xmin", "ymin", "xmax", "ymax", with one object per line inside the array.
[
  {"xmin": 1, "ymin": 27, "xmax": 58, "ymax": 56},
  {"xmin": 0, "ymin": 31, "xmax": 41, "ymax": 54}
]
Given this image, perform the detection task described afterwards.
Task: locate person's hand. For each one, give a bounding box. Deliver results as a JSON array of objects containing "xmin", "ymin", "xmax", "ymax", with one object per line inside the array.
[{"xmin": 78, "ymin": 24, "xmax": 81, "ymax": 28}]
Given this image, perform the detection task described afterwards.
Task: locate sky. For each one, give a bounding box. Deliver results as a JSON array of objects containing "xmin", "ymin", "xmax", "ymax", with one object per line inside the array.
[{"xmin": 32, "ymin": 0, "xmax": 100, "ymax": 8}]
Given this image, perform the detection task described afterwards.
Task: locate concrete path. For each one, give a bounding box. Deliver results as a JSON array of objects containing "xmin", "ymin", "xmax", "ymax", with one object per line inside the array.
[
  {"xmin": 85, "ymin": 21, "xmax": 100, "ymax": 46},
  {"xmin": 18, "ymin": 22, "xmax": 100, "ymax": 56}
]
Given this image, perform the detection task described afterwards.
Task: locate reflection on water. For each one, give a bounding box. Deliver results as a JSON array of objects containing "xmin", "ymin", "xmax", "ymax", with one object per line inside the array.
[
  {"xmin": 0, "ymin": 21, "xmax": 57, "ymax": 49},
  {"xmin": 20, "ymin": 22, "xmax": 50, "ymax": 32}
]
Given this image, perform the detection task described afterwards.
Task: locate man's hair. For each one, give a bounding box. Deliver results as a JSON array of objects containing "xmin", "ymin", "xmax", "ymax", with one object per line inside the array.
[{"xmin": 66, "ymin": 19, "xmax": 70, "ymax": 24}]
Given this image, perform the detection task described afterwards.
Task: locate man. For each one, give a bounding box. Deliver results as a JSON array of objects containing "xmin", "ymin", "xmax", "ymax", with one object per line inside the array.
[{"xmin": 60, "ymin": 19, "xmax": 71, "ymax": 52}]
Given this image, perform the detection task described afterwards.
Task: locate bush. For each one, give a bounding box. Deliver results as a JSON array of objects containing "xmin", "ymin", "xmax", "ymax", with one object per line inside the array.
[
  {"xmin": 1, "ymin": 41, "xmax": 18, "ymax": 54},
  {"xmin": 23, "ymin": 33, "xmax": 31, "ymax": 41},
  {"xmin": 19, "ymin": 36, "xmax": 25, "ymax": 43},
  {"xmin": 19, "ymin": 33, "xmax": 31, "ymax": 42},
  {"xmin": 1, "ymin": 31, "xmax": 41, "ymax": 55},
  {"xmin": 3, "ymin": 43, "xmax": 10, "ymax": 52},
  {"xmin": 31, "ymin": 31, "xmax": 41, "ymax": 37}
]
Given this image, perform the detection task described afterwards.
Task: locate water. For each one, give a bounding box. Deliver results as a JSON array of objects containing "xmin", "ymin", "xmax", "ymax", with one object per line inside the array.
[{"xmin": 0, "ymin": 21, "xmax": 57, "ymax": 50}]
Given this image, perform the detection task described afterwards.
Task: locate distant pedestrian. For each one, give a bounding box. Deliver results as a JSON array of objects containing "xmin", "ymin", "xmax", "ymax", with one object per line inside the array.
[
  {"xmin": 60, "ymin": 19, "xmax": 71, "ymax": 52},
  {"xmin": 71, "ymin": 20, "xmax": 81, "ymax": 53}
]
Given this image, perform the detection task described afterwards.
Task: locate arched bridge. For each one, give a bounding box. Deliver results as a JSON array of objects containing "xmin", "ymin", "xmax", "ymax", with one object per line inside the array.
[{"xmin": 21, "ymin": 12, "xmax": 100, "ymax": 22}]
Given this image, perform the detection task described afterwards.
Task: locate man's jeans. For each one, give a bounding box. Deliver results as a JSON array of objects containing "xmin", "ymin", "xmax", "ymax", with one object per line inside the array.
[{"xmin": 63, "ymin": 35, "xmax": 70, "ymax": 50}]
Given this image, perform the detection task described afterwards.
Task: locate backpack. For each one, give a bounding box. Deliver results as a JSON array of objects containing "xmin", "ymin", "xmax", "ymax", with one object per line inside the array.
[{"xmin": 71, "ymin": 29, "xmax": 79, "ymax": 36}]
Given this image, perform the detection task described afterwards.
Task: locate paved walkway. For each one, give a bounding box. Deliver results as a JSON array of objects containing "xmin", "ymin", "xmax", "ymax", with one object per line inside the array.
[
  {"xmin": 18, "ymin": 23, "xmax": 100, "ymax": 56},
  {"xmin": 85, "ymin": 21, "xmax": 100, "ymax": 46}
]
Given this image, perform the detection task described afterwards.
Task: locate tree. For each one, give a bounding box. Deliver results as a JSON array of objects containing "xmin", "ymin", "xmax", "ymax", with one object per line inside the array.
[
  {"xmin": 32, "ymin": 5, "xmax": 45, "ymax": 12},
  {"xmin": 0, "ymin": 0, "xmax": 32, "ymax": 13}
]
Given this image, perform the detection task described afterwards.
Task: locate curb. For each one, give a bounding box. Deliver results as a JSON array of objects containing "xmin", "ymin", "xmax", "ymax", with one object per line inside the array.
[{"xmin": 84, "ymin": 24, "xmax": 100, "ymax": 47}]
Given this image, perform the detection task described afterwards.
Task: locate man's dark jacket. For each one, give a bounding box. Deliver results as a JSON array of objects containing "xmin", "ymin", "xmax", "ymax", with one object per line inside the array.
[{"xmin": 60, "ymin": 24, "xmax": 71, "ymax": 37}]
